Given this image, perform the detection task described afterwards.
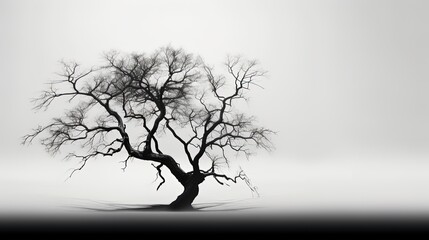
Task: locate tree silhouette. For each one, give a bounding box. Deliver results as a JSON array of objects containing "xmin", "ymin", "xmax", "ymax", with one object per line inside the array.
[{"xmin": 23, "ymin": 46, "xmax": 274, "ymax": 210}]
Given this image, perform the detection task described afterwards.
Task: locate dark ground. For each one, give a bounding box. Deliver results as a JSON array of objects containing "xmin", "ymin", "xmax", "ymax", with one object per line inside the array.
[{"xmin": 1, "ymin": 203, "xmax": 429, "ymax": 235}]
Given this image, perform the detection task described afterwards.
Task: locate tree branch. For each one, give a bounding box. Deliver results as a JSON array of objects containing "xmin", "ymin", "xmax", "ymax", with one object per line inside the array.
[{"xmin": 152, "ymin": 163, "xmax": 166, "ymax": 191}]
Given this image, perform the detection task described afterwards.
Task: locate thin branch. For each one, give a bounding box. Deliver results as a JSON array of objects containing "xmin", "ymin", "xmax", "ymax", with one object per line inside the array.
[
  {"xmin": 120, "ymin": 156, "xmax": 132, "ymax": 172},
  {"xmin": 152, "ymin": 163, "xmax": 166, "ymax": 191},
  {"xmin": 205, "ymin": 169, "xmax": 259, "ymax": 197}
]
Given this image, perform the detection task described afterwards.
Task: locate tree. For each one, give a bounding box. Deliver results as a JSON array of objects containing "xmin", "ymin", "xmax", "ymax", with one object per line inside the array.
[{"xmin": 23, "ymin": 46, "xmax": 274, "ymax": 210}]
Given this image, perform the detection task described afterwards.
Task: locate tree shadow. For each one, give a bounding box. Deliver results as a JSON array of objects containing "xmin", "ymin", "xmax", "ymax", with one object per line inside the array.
[{"xmin": 67, "ymin": 199, "xmax": 259, "ymax": 212}]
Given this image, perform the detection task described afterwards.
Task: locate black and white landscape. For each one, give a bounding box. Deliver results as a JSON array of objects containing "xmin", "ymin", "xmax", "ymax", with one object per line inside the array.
[{"xmin": 1, "ymin": 0, "xmax": 429, "ymax": 233}]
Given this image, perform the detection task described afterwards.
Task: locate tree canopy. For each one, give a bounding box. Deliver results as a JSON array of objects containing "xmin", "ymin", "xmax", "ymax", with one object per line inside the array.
[{"xmin": 23, "ymin": 46, "xmax": 274, "ymax": 209}]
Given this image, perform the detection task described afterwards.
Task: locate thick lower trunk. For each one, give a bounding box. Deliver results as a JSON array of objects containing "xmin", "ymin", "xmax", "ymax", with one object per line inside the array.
[
  {"xmin": 169, "ymin": 183, "xmax": 199, "ymax": 210},
  {"xmin": 169, "ymin": 174, "xmax": 205, "ymax": 210}
]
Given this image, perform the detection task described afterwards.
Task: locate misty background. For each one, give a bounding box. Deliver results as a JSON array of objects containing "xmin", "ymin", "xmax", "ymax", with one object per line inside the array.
[{"xmin": 1, "ymin": 0, "xmax": 429, "ymax": 213}]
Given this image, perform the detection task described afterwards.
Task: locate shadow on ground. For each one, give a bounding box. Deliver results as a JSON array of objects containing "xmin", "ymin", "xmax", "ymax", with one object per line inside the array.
[{"xmin": 67, "ymin": 199, "xmax": 260, "ymax": 212}]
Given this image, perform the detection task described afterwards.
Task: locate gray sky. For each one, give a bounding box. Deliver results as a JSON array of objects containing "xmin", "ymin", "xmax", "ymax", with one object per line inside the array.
[{"xmin": 1, "ymin": 0, "xmax": 429, "ymax": 212}]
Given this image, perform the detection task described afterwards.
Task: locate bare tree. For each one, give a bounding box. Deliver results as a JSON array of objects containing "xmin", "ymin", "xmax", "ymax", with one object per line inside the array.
[{"xmin": 23, "ymin": 46, "xmax": 274, "ymax": 210}]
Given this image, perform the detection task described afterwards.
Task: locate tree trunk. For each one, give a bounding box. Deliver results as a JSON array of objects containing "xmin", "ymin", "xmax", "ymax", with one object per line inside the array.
[{"xmin": 169, "ymin": 173, "xmax": 205, "ymax": 210}]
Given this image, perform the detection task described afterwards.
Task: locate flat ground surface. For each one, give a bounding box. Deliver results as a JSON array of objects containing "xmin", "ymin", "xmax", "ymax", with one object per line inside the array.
[{"xmin": 1, "ymin": 199, "xmax": 429, "ymax": 233}]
